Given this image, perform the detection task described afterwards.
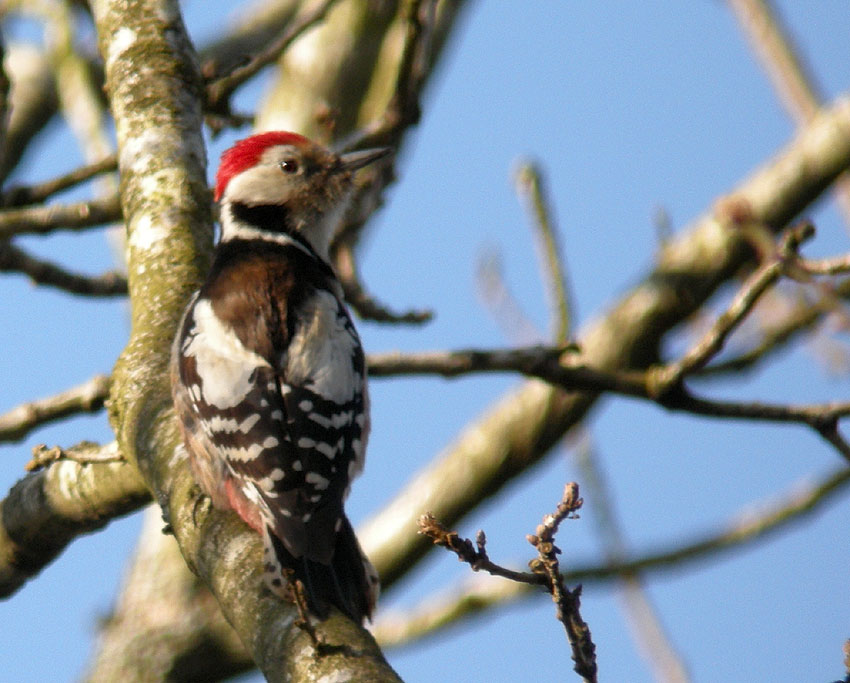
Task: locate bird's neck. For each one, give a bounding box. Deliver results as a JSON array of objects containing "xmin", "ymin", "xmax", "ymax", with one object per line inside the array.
[{"xmin": 219, "ymin": 199, "xmax": 333, "ymax": 264}]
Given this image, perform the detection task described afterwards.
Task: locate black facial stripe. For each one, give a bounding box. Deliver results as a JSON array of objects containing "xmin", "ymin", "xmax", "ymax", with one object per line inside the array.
[{"xmin": 230, "ymin": 202, "xmax": 292, "ymax": 233}]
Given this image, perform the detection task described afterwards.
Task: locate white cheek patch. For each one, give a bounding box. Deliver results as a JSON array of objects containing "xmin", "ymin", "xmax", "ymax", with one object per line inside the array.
[
  {"xmin": 225, "ymin": 164, "xmax": 292, "ymax": 206},
  {"xmin": 184, "ymin": 299, "xmax": 270, "ymax": 409}
]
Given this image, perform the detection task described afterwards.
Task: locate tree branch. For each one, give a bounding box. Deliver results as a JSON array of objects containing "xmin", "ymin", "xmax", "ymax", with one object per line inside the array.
[
  {"xmin": 0, "ymin": 374, "xmax": 111, "ymax": 443},
  {"xmin": 205, "ymin": 0, "xmax": 340, "ymax": 116},
  {"xmin": 727, "ymin": 0, "xmax": 850, "ymax": 228},
  {"xmin": 359, "ymin": 94, "xmax": 850, "ymax": 590},
  {"xmin": 0, "ymin": 194, "xmax": 121, "ymax": 240},
  {"xmin": 85, "ymin": 507, "xmax": 249, "ymax": 683},
  {"xmin": 515, "ymin": 160, "xmax": 573, "ymax": 342},
  {"xmin": 0, "ymin": 441, "xmax": 149, "ymax": 598},
  {"xmin": 0, "ymin": 240, "xmax": 127, "ymax": 296},
  {"xmin": 419, "ymin": 484, "xmax": 597, "ymax": 681},
  {"xmin": 0, "ymin": 43, "xmax": 59, "ymax": 184},
  {"xmin": 1, "ymin": 155, "xmax": 117, "ymax": 207}
]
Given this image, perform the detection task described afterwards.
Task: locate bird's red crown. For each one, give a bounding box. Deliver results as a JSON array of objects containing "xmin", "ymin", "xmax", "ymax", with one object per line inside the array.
[{"xmin": 214, "ymin": 131, "xmax": 311, "ymax": 201}]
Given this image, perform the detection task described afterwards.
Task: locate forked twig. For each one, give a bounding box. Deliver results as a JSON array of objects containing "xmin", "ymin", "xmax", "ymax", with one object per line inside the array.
[{"xmin": 419, "ymin": 483, "xmax": 597, "ymax": 682}]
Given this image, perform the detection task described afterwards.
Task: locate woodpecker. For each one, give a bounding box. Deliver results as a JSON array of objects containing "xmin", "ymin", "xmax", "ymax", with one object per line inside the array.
[{"xmin": 170, "ymin": 131, "xmax": 389, "ymax": 622}]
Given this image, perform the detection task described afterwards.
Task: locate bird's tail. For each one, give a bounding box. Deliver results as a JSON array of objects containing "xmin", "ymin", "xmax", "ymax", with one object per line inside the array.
[{"xmin": 263, "ymin": 517, "xmax": 379, "ymax": 623}]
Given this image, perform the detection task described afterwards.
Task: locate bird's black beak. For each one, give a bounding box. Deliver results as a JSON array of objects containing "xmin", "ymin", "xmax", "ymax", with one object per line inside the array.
[{"xmin": 339, "ymin": 147, "xmax": 392, "ymax": 172}]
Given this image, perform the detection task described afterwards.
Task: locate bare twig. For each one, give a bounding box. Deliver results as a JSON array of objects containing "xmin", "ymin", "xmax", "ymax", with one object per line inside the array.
[
  {"xmin": 328, "ymin": 1, "xmax": 442, "ymax": 324},
  {"xmin": 0, "ymin": 240, "xmax": 127, "ymax": 296},
  {"xmin": 420, "ymin": 484, "xmax": 597, "ymax": 682},
  {"xmin": 0, "ymin": 193, "xmax": 121, "ymax": 239},
  {"xmin": 727, "ymin": 0, "xmax": 819, "ymax": 122},
  {"xmin": 0, "ymin": 44, "xmax": 59, "ymax": 184},
  {"xmin": 367, "ymin": 345, "xmax": 576, "ymax": 378},
  {"xmin": 567, "ymin": 466, "xmax": 850, "ymax": 583},
  {"xmin": 26, "ymin": 441, "xmax": 125, "ymax": 472},
  {"xmin": 476, "ymin": 247, "xmax": 543, "ymax": 345},
  {"xmin": 335, "ymin": 242, "xmax": 433, "ymax": 324},
  {"xmin": 0, "ymin": 37, "xmax": 11, "ymax": 173},
  {"xmin": 526, "ymin": 483, "xmax": 597, "ymax": 682},
  {"xmin": 368, "ymin": 344, "xmax": 850, "ymax": 462},
  {"xmin": 651, "ymin": 221, "xmax": 814, "ymax": 394},
  {"xmin": 696, "ymin": 281, "xmax": 849, "ymax": 377},
  {"xmin": 1, "ymin": 155, "xmax": 117, "ymax": 206},
  {"xmin": 417, "ymin": 514, "xmax": 543, "ymax": 587},
  {"xmin": 0, "ymin": 374, "xmax": 110, "ymax": 443},
  {"xmin": 205, "ymin": 0, "xmax": 340, "ymax": 115},
  {"xmin": 372, "ymin": 576, "xmax": 531, "ymax": 649},
  {"xmin": 515, "ymin": 161, "xmax": 572, "ymax": 342}
]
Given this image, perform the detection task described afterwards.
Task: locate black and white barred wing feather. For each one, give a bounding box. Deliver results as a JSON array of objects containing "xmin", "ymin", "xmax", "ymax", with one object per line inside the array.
[{"xmin": 171, "ymin": 289, "xmax": 377, "ymax": 621}]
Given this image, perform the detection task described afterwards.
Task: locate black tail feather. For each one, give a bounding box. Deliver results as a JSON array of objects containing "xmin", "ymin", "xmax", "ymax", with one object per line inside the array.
[{"xmin": 263, "ymin": 518, "xmax": 377, "ymax": 622}]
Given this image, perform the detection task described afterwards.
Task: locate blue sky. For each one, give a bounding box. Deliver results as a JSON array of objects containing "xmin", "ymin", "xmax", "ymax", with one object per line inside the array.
[{"xmin": 2, "ymin": 2, "xmax": 849, "ymax": 682}]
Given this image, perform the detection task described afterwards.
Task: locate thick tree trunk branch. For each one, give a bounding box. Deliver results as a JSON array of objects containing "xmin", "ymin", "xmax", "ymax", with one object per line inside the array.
[
  {"xmin": 0, "ymin": 442, "xmax": 148, "ymax": 598},
  {"xmin": 86, "ymin": 506, "xmax": 249, "ymax": 683},
  {"xmin": 360, "ymin": 94, "xmax": 850, "ymax": 589}
]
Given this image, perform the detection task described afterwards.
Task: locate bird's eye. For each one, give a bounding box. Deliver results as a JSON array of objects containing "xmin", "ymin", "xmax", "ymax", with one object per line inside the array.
[{"xmin": 280, "ymin": 159, "xmax": 299, "ymax": 174}]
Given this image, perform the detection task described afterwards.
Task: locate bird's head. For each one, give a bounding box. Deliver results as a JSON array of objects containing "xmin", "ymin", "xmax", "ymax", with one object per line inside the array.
[{"xmin": 214, "ymin": 132, "xmax": 390, "ymax": 257}]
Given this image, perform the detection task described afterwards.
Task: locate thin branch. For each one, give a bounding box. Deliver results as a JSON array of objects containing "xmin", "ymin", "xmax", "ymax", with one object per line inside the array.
[
  {"xmin": 366, "ymin": 345, "xmax": 577, "ymax": 378},
  {"xmin": 0, "ymin": 374, "xmax": 110, "ymax": 443},
  {"xmin": 368, "ymin": 344, "xmax": 850, "ymax": 463},
  {"xmin": 419, "ymin": 484, "xmax": 597, "ymax": 683},
  {"xmin": 798, "ymin": 254, "xmax": 850, "ymax": 276},
  {"xmin": 0, "ymin": 193, "xmax": 121, "ymax": 240},
  {"xmin": 205, "ymin": 0, "xmax": 340, "ymax": 115},
  {"xmin": 417, "ymin": 514, "xmax": 544, "ymax": 587},
  {"xmin": 475, "ymin": 247, "xmax": 544, "ymax": 345},
  {"xmin": 335, "ymin": 241, "xmax": 433, "ymax": 324},
  {"xmin": 515, "ymin": 160, "xmax": 572, "ymax": 342},
  {"xmin": 197, "ymin": 0, "xmax": 300, "ymax": 79},
  {"xmin": 0, "ymin": 240, "xmax": 127, "ymax": 296},
  {"xmin": 527, "ymin": 483, "xmax": 597, "ymax": 683},
  {"xmin": 328, "ymin": 0, "xmax": 441, "ymax": 324},
  {"xmin": 1, "ymin": 155, "xmax": 117, "ymax": 206},
  {"xmin": 330, "ymin": 0, "xmax": 440, "ymax": 244},
  {"xmin": 696, "ymin": 282, "xmax": 847, "ymax": 377},
  {"xmin": 567, "ymin": 466, "xmax": 850, "ymax": 582},
  {"xmin": 0, "ymin": 43, "xmax": 59, "ymax": 184},
  {"xmin": 0, "ymin": 36, "xmax": 11, "ymax": 173},
  {"xmin": 650, "ymin": 221, "xmax": 814, "ymax": 394},
  {"xmin": 843, "ymin": 640, "xmax": 850, "ymax": 682},
  {"xmin": 0, "ymin": 441, "xmax": 150, "ymax": 598},
  {"xmin": 727, "ymin": 0, "xmax": 820, "ymax": 122}
]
